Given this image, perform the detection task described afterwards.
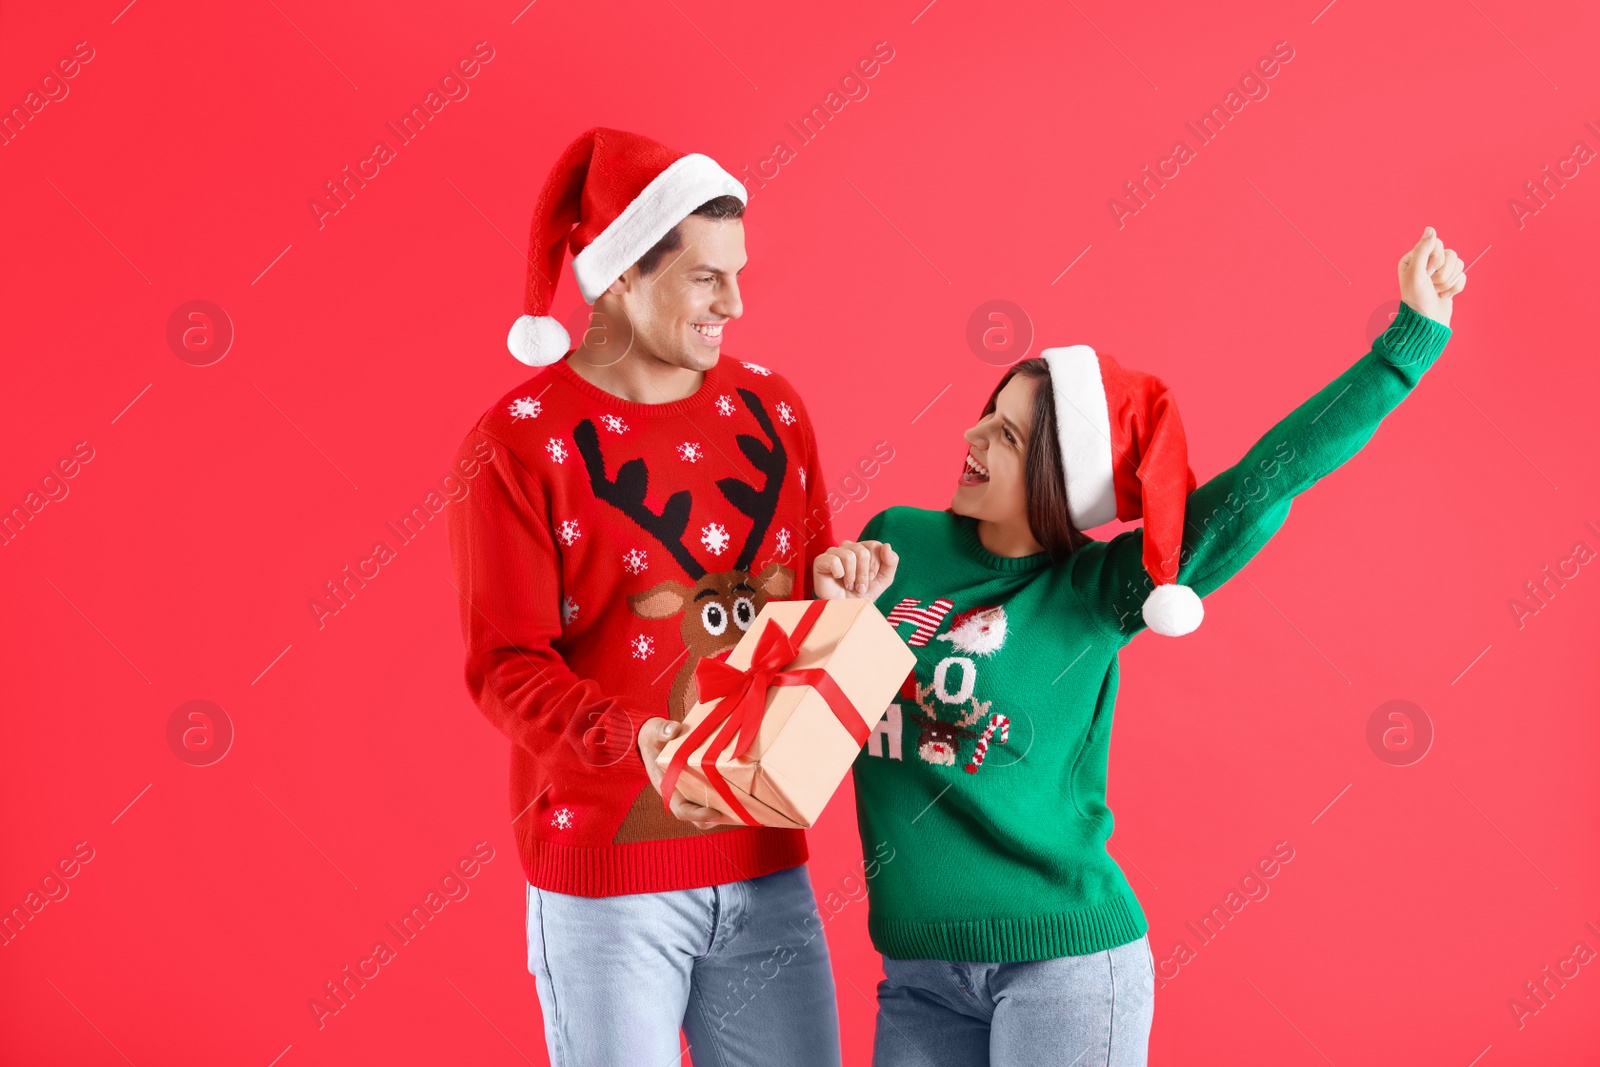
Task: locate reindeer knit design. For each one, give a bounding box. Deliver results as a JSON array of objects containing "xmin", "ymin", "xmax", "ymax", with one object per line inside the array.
[
  {"xmin": 447, "ymin": 356, "xmax": 836, "ymax": 897},
  {"xmin": 850, "ymin": 302, "xmax": 1453, "ymax": 963}
]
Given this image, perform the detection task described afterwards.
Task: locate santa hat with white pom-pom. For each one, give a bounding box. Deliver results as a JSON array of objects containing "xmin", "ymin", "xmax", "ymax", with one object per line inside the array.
[
  {"xmin": 507, "ymin": 127, "xmax": 747, "ymax": 366},
  {"xmin": 1040, "ymin": 346, "xmax": 1203, "ymax": 636}
]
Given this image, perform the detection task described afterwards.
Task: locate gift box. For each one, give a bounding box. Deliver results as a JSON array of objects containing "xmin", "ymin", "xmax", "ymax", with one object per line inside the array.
[{"xmin": 656, "ymin": 598, "xmax": 916, "ymax": 828}]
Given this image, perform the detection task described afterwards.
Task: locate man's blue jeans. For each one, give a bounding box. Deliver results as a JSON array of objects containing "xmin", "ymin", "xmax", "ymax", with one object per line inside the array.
[{"xmin": 525, "ymin": 863, "xmax": 842, "ymax": 1066}]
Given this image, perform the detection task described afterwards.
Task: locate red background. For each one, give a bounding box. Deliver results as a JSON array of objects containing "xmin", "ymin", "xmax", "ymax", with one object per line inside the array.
[{"xmin": 4, "ymin": 0, "xmax": 1598, "ymax": 1063}]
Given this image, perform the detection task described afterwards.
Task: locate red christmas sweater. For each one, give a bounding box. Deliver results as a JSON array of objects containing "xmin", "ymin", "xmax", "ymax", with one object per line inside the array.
[{"xmin": 446, "ymin": 355, "xmax": 836, "ymax": 896}]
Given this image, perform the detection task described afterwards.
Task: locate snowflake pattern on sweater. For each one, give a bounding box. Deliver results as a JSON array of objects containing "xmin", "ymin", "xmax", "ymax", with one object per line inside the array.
[{"xmin": 700, "ymin": 522, "xmax": 731, "ymax": 555}]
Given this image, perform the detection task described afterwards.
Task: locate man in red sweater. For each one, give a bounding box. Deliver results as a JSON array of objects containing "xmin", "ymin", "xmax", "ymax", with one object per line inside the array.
[{"xmin": 446, "ymin": 128, "xmax": 841, "ymax": 1065}]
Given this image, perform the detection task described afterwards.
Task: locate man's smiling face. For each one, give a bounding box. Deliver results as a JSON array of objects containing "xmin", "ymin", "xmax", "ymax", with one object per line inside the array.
[{"xmin": 602, "ymin": 214, "xmax": 747, "ymax": 373}]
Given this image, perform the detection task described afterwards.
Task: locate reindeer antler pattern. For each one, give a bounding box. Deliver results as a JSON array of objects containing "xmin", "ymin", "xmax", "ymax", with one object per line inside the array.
[
  {"xmin": 574, "ymin": 387, "xmax": 787, "ymax": 578},
  {"xmin": 716, "ymin": 388, "xmax": 787, "ymax": 572},
  {"xmin": 913, "ymin": 684, "xmax": 990, "ymax": 728},
  {"xmin": 956, "ymin": 695, "xmax": 991, "ymax": 727},
  {"xmin": 574, "ymin": 419, "xmax": 706, "ymax": 579}
]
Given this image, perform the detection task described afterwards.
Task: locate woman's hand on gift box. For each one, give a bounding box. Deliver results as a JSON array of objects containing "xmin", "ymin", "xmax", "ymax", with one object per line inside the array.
[
  {"xmin": 814, "ymin": 539, "xmax": 899, "ymax": 600},
  {"xmin": 637, "ymin": 717, "xmax": 746, "ymax": 829}
]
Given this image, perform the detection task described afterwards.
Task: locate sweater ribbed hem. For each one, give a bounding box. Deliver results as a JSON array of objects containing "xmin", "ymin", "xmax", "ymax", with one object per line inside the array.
[
  {"xmin": 520, "ymin": 828, "xmax": 809, "ymax": 897},
  {"xmin": 869, "ymin": 891, "xmax": 1148, "ymax": 962}
]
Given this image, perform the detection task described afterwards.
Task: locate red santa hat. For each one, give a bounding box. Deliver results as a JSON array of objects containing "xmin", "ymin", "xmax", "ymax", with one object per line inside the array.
[
  {"xmin": 507, "ymin": 127, "xmax": 747, "ymax": 366},
  {"xmin": 944, "ymin": 606, "xmax": 991, "ymax": 631},
  {"xmin": 1040, "ymin": 346, "xmax": 1202, "ymax": 636}
]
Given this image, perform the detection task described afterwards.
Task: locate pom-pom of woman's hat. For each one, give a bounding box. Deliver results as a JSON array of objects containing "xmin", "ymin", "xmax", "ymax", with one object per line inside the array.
[{"xmin": 1142, "ymin": 582, "xmax": 1203, "ymax": 636}]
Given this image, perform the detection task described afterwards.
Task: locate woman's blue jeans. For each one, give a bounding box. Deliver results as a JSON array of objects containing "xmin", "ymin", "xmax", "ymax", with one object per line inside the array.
[{"xmin": 872, "ymin": 933, "xmax": 1156, "ymax": 1066}]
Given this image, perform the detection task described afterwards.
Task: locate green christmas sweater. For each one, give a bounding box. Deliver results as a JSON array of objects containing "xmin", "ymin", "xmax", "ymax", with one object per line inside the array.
[{"xmin": 851, "ymin": 301, "xmax": 1452, "ymax": 962}]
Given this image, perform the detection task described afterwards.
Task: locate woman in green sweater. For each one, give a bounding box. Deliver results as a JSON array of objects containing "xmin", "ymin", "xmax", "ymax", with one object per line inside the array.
[
  {"xmin": 809, "ymin": 227, "xmax": 1463, "ymax": 1066},
  {"xmin": 653, "ymin": 227, "xmax": 1464, "ymax": 1064}
]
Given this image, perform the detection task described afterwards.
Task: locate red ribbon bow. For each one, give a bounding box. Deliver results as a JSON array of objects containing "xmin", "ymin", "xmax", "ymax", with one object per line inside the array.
[{"xmin": 659, "ymin": 600, "xmax": 870, "ymax": 826}]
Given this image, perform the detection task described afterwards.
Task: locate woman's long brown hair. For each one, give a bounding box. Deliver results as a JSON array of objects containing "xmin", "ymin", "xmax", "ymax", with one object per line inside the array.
[{"xmin": 972, "ymin": 358, "xmax": 1093, "ymax": 560}]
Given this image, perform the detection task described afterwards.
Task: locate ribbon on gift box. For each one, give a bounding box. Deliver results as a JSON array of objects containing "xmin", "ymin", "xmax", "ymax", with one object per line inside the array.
[{"xmin": 659, "ymin": 599, "xmax": 870, "ymax": 825}]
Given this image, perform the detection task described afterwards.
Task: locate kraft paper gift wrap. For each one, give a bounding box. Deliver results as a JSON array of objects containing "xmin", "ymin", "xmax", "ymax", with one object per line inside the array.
[{"xmin": 655, "ymin": 598, "xmax": 917, "ymax": 828}]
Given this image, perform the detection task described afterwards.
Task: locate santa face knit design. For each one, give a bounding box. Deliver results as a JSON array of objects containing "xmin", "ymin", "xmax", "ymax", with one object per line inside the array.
[
  {"xmin": 851, "ymin": 300, "xmax": 1452, "ymax": 963},
  {"xmin": 447, "ymin": 356, "xmax": 834, "ymax": 897}
]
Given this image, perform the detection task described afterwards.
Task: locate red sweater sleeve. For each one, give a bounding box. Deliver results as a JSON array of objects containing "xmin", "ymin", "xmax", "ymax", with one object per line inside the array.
[{"xmin": 446, "ymin": 427, "xmax": 647, "ymax": 756}]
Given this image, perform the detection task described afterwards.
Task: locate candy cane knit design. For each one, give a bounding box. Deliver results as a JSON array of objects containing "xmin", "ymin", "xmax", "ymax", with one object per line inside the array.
[{"xmin": 964, "ymin": 714, "xmax": 1011, "ymax": 774}]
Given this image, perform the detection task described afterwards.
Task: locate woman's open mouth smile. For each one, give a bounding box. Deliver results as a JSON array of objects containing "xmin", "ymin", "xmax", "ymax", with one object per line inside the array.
[{"xmin": 959, "ymin": 452, "xmax": 989, "ymax": 486}]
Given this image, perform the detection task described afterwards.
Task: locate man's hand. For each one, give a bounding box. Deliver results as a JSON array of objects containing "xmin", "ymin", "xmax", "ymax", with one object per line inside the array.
[
  {"xmin": 636, "ymin": 717, "xmax": 745, "ymax": 829},
  {"xmin": 813, "ymin": 539, "xmax": 899, "ymax": 601},
  {"xmin": 1398, "ymin": 225, "xmax": 1467, "ymax": 328}
]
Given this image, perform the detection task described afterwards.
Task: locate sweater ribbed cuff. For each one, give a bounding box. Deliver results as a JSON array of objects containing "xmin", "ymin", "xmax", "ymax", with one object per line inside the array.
[{"xmin": 1375, "ymin": 300, "xmax": 1451, "ymax": 374}]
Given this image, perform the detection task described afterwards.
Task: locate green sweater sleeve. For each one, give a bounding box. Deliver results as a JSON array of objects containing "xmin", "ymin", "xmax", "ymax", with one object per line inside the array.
[{"xmin": 1073, "ymin": 300, "xmax": 1453, "ymax": 641}]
